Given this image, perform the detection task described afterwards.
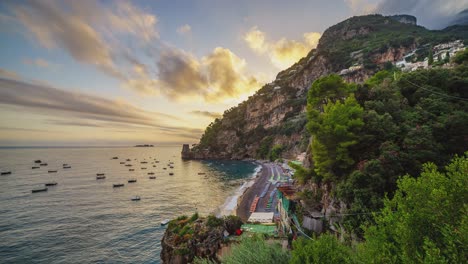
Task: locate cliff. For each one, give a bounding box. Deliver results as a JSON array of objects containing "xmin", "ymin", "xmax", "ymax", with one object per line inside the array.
[{"xmin": 185, "ymin": 14, "xmax": 468, "ymax": 161}]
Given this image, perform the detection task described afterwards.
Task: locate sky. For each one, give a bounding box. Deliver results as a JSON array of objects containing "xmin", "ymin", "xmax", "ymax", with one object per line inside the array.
[{"xmin": 0, "ymin": 0, "xmax": 466, "ymax": 146}]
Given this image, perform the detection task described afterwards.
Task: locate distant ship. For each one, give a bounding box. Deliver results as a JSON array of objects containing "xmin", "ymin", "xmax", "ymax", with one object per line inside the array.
[{"xmin": 134, "ymin": 144, "xmax": 154, "ymax": 147}]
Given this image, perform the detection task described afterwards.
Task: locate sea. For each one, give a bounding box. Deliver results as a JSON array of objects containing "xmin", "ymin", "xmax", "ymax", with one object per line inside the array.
[{"xmin": 0, "ymin": 146, "xmax": 259, "ymax": 263}]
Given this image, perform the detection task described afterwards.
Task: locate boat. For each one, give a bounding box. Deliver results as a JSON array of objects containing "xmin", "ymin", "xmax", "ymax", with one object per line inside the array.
[
  {"xmin": 113, "ymin": 183, "xmax": 124, "ymax": 188},
  {"xmin": 40, "ymin": 163, "xmax": 48, "ymax": 166},
  {"xmin": 48, "ymin": 170, "xmax": 57, "ymax": 173},
  {"xmin": 32, "ymin": 166, "xmax": 40, "ymax": 169},
  {"xmin": 96, "ymin": 173, "xmax": 105, "ymax": 176},
  {"xmin": 161, "ymin": 219, "xmax": 170, "ymax": 225},
  {"xmin": 45, "ymin": 182, "xmax": 57, "ymax": 186},
  {"xmin": 63, "ymin": 166, "xmax": 71, "ymax": 169},
  {"xmin": 32, "ymin": 187, "xmax": 48, "ymax": 193},
  {"xmin": 1, "ymin": 171, "xmax": 12, "ymax": 175},
  {"xmin": 96, "ymin": 176, "xmax": 106, "ymax": 180},
  {"xmin": 169, "ymin": 172, "xmax": 174, "ymax": 176},
  {"xmin": 129, "ymin": 169, "xmax": 135, "ymax": 171},
  {"xmin": 34, "ymin": 160, "xmax": 42, "ymax": 164},
  {"xmin": 198, "ymin": 172, "xmax": 206, "ymax": 175},
  {"xmin": 112, "ymin": 157, "xmax": 118, "ymax": 159},
  {"xmin": 128, "ymin": 179, "xmax": 137, "ymax": 183},
  {"xmin": 149, "ymin": 176, "xmax": 156, "ymax": 179},
  {"xmin": 131, "ymin": 196, "xmax": 141, "ymax": 201}
]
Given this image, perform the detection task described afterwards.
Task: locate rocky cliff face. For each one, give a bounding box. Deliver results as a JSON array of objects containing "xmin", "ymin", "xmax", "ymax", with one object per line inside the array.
[{"xmin": 185, "ymin": 14, "xmax": 467, "ymax": 161}]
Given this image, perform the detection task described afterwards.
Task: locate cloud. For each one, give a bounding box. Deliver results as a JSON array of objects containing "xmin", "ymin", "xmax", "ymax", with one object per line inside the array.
[
  {"xmin": 0, "ymin": 68, "xmax": 20, "ymax": 80},
  {"xmin": 45, "ymin": 119, "xmax": 103, "ymax": 128},
  {"xmin": 0, "ymin": 126, "xmax": 57, "ymax": 133},
  {"xmin": 5, "ymin": 1, "xmax": 261, "ymax": 103},
  {"xmin": 243, "ymin": 27, "xmax": 321, "ymax": 69},
  {"xmin": 0, "ymin": 76, "xmax": 198, "ymax": 138},
  {"xmin": 243, "ymin": 26, "xmax": 267, "ymax": 53},
  {"xmin": 22, "ymin": 58, "xmax": 59, "ymax": 69},
  {"xmin": 156, "ymin": 47, "xmax": 262, "ymax": 102},
  {"xmin": 177, "ymin": 24, "xmax": 191, "ymax": 35},
  {"xmin": 190, "ymin": 111, "xmax": 222, "ymax": 119},
  {"xmin": 6, "ymin": 0, "xmax": 158, "ymax": 83},
  {"xmin": 344, "ymin": 0, "xmax": 377, "ymax": 14}
]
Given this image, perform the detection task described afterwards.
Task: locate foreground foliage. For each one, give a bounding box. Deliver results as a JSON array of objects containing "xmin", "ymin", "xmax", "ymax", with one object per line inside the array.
[
  {"xmin": 302, "ymin": 65, "xmax": 468, "ymax": 234},
  {"xmin": 292, "ymin": 153, "xmax": 467, "ymax": 264},
  {"xmin": 358, "ymin": 153, "xmax": 468, "ymax": 263}
]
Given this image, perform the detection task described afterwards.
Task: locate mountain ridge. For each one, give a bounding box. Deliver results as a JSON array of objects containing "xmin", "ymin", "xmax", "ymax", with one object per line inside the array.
[{"xmin": 183, "ymin": 14, "xmax": 468, "ymax": 160}]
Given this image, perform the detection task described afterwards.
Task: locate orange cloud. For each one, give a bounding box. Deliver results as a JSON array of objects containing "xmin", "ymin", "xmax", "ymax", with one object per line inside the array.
[{"xmin": 244, "ymin": 27, "xmax": 321, "ymax": 69}]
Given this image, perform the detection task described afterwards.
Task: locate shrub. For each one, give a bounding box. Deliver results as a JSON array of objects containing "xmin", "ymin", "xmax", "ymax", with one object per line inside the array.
[{"xmin": 206, "ymin": 215, "xmax": 223, "ymax": 228}]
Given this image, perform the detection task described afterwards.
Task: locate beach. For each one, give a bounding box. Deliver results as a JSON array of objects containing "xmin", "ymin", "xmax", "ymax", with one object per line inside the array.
[{"xmin": 236, "ymin": 162, "xmax": 281, "ymax": 222}]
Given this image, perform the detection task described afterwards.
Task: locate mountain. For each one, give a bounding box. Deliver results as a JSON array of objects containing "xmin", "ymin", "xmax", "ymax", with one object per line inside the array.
[
  {"xmin": 449, "ymin": 9, "xmax": 468, "ymax": 27},
  {"xmin": 183, "ymin": 14, "xmax": 468, "ymax": 160}
]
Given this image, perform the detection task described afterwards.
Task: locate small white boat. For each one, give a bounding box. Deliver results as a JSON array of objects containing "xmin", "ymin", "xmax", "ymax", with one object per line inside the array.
[
  {"xmin": 131, "ymin": 196, "xmax": 141, "ymax": 201},
  {"xmin": 161, "ymin": 219, "xmax": 170, "ymax": 225}
]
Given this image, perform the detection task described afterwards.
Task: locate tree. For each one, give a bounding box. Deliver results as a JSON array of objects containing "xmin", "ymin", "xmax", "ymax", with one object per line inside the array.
[
  {"xmin": 358, "ymin": 153, "xmax": 468, "ymax": 263},
  {"xmin": 428, "ymin": 46, "xmax": 434, "ymax": 65},
  {"xmin": 452, "ymin": 48, "xmax": 468, "ymax": 64},
  {"xmin": 291, "ymin": 234, "xmax": 355, "ymax": 264},
  {"xmin": 269, "ymin": 144, "xmax": 283, "ymax": 161},
  {"xmin": 444, "ymin": 51, "xmax": 450, "ymax": 63},
  {"xmin": 222, "ymin": 235, "xmax": 290, "ymax": 264},
  {"xmin": 307, "ymin": 74, "xmax": 356, "ymax": 111},
  {"xmin": 308, "ymin": 96, "xmax": 364, "ymax": 181}
]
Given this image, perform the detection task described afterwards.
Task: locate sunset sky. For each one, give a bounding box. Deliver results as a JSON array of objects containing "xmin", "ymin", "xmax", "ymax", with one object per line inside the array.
[{"xmin": 0, "ymin": 0, "xmax": 464, "ymax": 146}]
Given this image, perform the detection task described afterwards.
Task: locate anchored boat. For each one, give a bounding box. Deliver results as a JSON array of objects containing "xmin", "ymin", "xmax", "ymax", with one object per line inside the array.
[{"xmin": 32, "ymin": 187, "xmax": 48, "ymax": 193}]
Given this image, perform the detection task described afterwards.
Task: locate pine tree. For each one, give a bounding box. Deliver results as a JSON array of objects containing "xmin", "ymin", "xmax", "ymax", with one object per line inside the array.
[{"xmin": 428, "ymin": 46, "xmax": 434, "ymax": 65}]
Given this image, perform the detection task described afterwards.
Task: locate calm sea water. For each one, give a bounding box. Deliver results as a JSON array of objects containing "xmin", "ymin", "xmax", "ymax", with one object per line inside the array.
[{"xmin": 0, "ymin": 146, "xmax": 258, "ymax": 263}]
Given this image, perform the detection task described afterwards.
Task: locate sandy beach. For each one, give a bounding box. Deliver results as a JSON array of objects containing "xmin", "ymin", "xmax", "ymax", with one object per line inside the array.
[{"xmin": 236, "ymin": 162, "xmax": 275, "ymax": 222}]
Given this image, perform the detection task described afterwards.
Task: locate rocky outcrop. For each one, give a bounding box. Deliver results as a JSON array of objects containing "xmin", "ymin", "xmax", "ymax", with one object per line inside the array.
[
  {"xmin": 160, "ymin": 215, "xmax": 243, "ymax": 264},
  {"xmin": 389, "ymin": 15, "xmax": 417, "ymax": 25}
]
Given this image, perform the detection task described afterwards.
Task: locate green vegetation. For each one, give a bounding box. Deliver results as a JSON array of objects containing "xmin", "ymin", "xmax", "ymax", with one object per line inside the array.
[
  {"xmin": 289, "ymin": 161, "xmax": 315, "ymax": 184},
  {"xmin": 452, "ymin": 48, "xmax": 468, "ymax": 64},
  {"xmin": 289, "ymin": 153, "xmax": 467, "ymax": 264},
  {"xmin": 305, "ymin": 66, "xmax": 468, "ymax": 235},
  {"xmin": 222, "ymin": 235, "xmax": 290, "ymax": 264},
  {"xmin": 269, "ymin": 144, "xmax": 284, "ymax": 161},
  {"xmin": 291, "ymin": 234, "xmax": 355, "ymax": 264},
  {"xmin": 358, "ymin": 153, "xmax": 468, "ymax": 263},
  {"xmin": 307, "ymin": 75, "xmax": 363, "ymax": 182},
  {"xmin": 206, "ymin": 214, "xmax": 224, "ymax": 227},
  {"xmin": 428, "ymin": 46, "xmax": 434, "ymax": 65}
]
